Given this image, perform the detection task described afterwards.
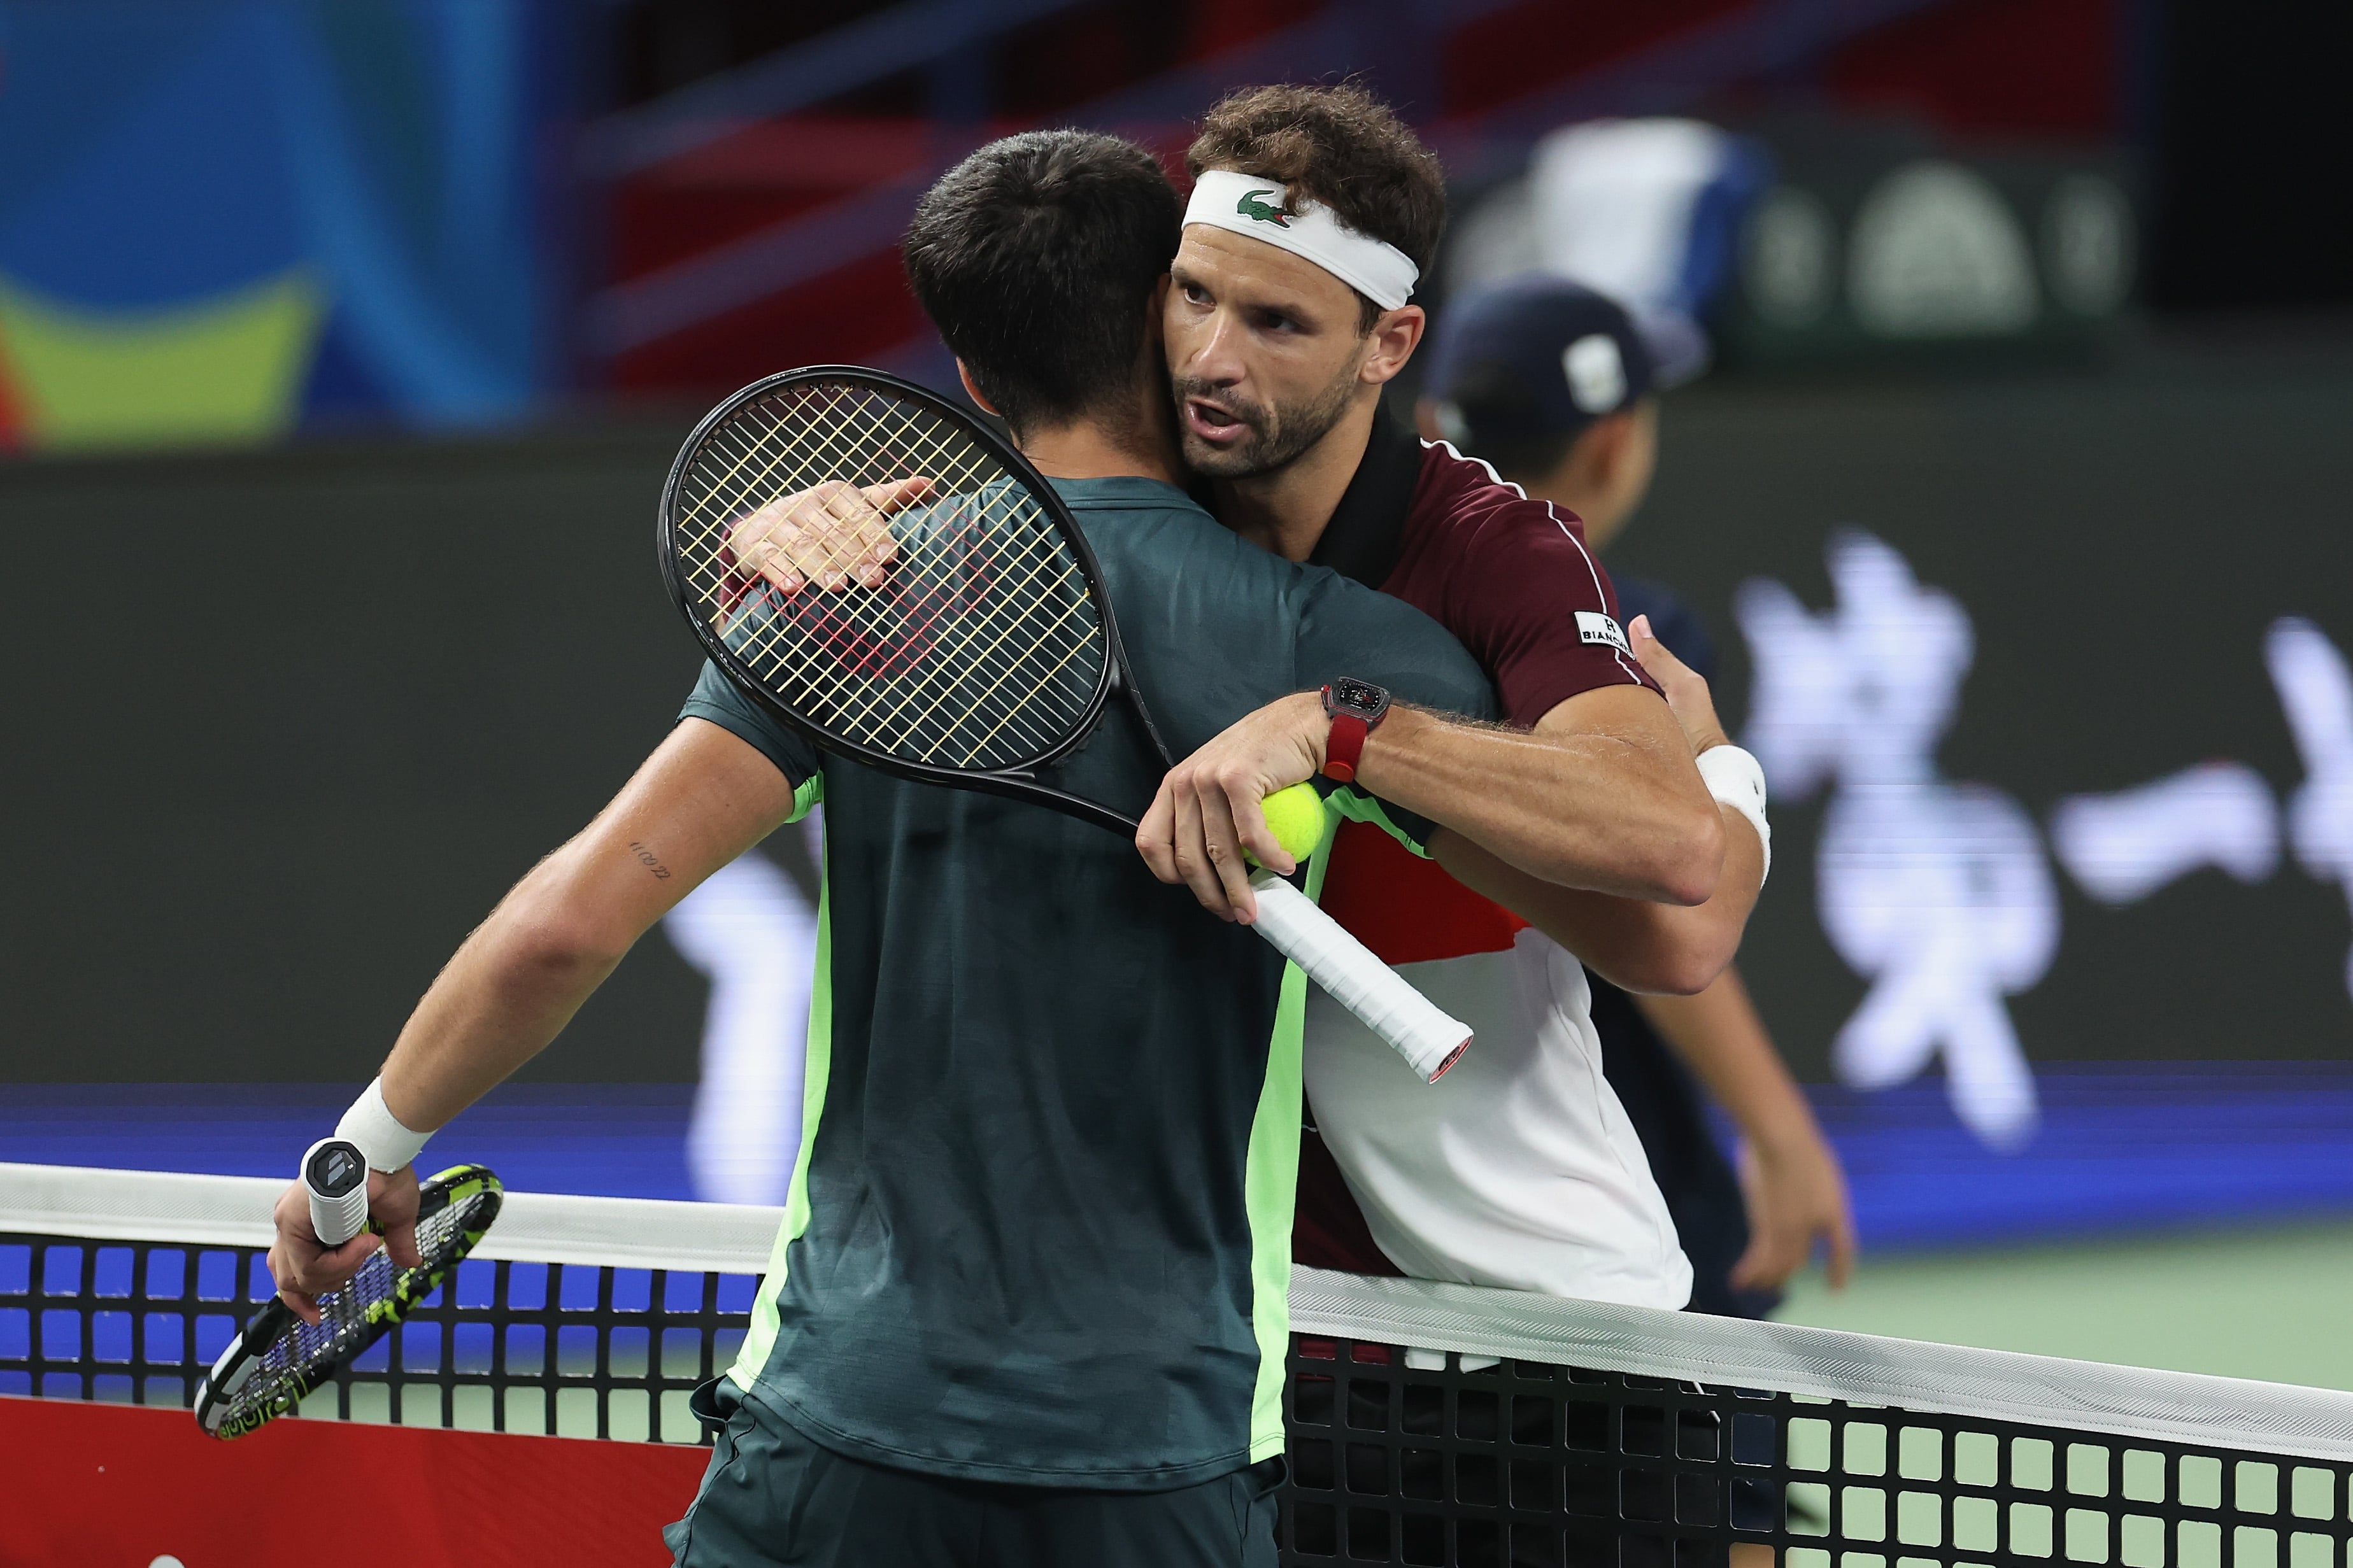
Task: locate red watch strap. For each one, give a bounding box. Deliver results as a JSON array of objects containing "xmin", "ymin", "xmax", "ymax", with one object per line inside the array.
[{"xmin": 1325, "ymin": 713, "xmax": 1370, "ymax": 782}]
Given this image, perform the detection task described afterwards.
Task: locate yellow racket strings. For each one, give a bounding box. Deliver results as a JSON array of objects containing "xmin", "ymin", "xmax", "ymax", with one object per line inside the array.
[
  {"xmin": 671, "ymin": 382, "xmax": 1106, "ymax": 771},
  {"xmin": 688, "ymin": 392, "xmax": 1093, "ymax": 765},
  {"xmin": 676, "ymin": 385, "xmax": 1086, "ymax": 756}
]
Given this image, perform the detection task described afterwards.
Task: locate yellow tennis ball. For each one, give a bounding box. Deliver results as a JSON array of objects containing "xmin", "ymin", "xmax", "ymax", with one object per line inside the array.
[{"xmin": 1253, "ymin": 782, "xmax": 1328, "ymax": 867}]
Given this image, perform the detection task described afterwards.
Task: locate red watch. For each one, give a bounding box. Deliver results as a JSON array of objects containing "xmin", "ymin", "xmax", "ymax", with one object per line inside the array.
[{"xmin": 1319, "ymin": 679, "xmax": 1392, "ymax": 783}]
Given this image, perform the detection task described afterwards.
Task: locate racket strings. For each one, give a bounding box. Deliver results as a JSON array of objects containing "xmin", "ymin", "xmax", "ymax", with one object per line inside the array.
[
  {"xmin": 680, "ymin": 388, "xmax": 976, "ymax": 654},
  {"xmin": 678, "ymin": 381, "xmax": 944, "ymax": 590},
  {"xmin": 798, "ymin": 511, "xmax": 1100, "ymax": 768},
  {"xmin": 832, "ymin": 477, "xmax": 1097, "ymax": 760},
  {"xmin": 686, "ymin": 402, "xmax": 1083, "ymax": 754},
  {"xmin": 697, "ymin": 393, "xmax": 1089, "ymax": 737},
  {"xmin": 670, "ymin": 383, "xmax": 1107, "ymax": 772}
]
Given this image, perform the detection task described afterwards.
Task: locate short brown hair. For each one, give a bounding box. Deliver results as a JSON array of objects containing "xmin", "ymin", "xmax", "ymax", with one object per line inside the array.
[{"xmin": 1186, "ymin": 81, "xmax": 1447, "ymax": 321}]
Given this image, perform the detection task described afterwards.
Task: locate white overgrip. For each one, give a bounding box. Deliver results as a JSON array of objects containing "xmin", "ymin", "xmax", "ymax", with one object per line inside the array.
[
  {"xmin": 1247, "ymin": 870, "xmax": 1470, "ymax": 1083},
  {"xmin": 302, "ymin": 1136, "xmax": 371, "ymax": 1248}
]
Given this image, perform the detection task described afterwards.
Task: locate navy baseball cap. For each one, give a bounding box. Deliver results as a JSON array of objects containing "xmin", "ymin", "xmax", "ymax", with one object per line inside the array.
[{"xmin": 1425, "ymin": 276, "xmax": 1702, "ymax": 455}]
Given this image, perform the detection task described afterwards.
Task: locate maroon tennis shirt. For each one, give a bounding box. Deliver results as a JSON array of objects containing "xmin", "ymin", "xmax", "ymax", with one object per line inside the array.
[{"xmin": 1293, "ymin": 411, "xmax": 1661, "ymax": 1275}]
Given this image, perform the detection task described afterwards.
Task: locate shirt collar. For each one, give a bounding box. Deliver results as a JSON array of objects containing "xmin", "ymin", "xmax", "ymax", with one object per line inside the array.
[
  {"xmin": 1306, "ymin": 405, "xmax": 1423, "ymax": 588},
  {"xmin": 1047, "ymin": 474, "xmax": 1204, "ymax": 511}
]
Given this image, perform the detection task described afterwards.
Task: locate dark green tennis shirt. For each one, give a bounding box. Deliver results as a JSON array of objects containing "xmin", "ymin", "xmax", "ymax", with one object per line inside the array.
[{"xmin": 682, "ymin": 476, "xmax": 1494, "ymax": 1488}]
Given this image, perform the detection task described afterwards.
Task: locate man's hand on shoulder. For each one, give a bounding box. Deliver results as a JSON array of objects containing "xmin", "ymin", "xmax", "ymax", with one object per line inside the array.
[
  {"xmin": 729, "ymin": 477, "xmax": 931, "ymax": 593},
  {"xmin": 267, "ymin": 1164, "xmax": 421, "ymax": 1325},
  {"xmin": 1137, "ymin": 691, "xmax": 1326, "ymax": 922},
  {"xmin": 1627, "ymin": 614, "xmax": 1730, "ymax": 756},
  {"xmin": 1630, "ymin": 614, "xmax": 1766, "ymax": 888}
]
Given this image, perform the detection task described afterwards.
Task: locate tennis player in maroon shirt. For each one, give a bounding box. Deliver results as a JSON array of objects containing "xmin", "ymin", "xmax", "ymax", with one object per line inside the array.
[
  {"xmin": 1135, "ymin": 86, "xmax": 1776, "ymax": 1317},
  {"xmin": 1136, "ymin": 85, "xmax": 1765, "ymax": 1000}
]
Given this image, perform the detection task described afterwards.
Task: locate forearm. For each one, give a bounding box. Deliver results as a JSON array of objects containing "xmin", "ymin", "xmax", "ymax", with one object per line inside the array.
[
  {"xmin": 1352, "ymin": 695, "xmax": 1723, "ymax": 903},
  {"xmin": 274, "ymin": 721, "xmax": 798, "ymax": 1315},
  {"xmin": 1136, "ymin": 674, "xmax": 1723, "ymax": 922},
  {"xmin": 374, "ymin": 717, "xmax": 800, "ymax": 1136},
  {"xmin": 1632, "ymin": 965, "xmax": 1818, "ymax": 1154},
  {"xmin": 377, "ymin": 856, "xmax": 629, "ymax": 1134},
  {"xmin": 1434, "ymin": 802, "xmax": 1761, "ymax": 994},
  {"xmin": 1640, "ymin": 961, "xmax": 1859, "ymax": 1291}
]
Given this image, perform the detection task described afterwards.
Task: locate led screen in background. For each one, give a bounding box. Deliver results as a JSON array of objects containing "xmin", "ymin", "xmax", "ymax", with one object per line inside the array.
[
  {"xmin": 1611, "ymin": 350, "xmax": 2353, "ymax": 1243},
  {"xmin": 5, "ymin": 350, "xmax": 2352, "ymax": 1244},
  {"xmin": 0, "ymin": 424, "xmax": 825, "ymax": 1206}
]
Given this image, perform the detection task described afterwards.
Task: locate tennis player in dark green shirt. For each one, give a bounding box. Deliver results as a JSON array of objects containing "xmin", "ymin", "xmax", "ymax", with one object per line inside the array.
[{"xmin": 267, "ymin": 132, "xmax": 1488, "ymax": 1565}]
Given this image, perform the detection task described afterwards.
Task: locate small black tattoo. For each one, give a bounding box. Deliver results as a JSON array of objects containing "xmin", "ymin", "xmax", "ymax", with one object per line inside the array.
[{"xmin": 629, "ymin": 841, "xmax": 672, "ymax": 880}]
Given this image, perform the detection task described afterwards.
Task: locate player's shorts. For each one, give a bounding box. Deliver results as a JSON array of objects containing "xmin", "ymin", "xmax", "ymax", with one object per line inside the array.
[{"xmin": 665, "ymin": 1378, "xmax": 1283, "ymax": 1568}]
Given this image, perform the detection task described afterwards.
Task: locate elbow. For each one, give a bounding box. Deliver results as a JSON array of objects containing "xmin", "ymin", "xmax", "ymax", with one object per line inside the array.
[
  {"xmin": 1647, "ymin": 805, "xmax": 1726, "ymax": 908},
  {"xmin": 1612, "ymin": 933, "xmax": 1733, "ymax": 997},
  {"xmin": 498, "ymin": 874, "xmax": 634, "ymax": 980},
  {"xmin": 515, "ymin": 917, "xmax": 631, "ymax": 981},
  {"xmin": 1650, "ymin": 943, "xmax": 1730, "ymax": 997}
]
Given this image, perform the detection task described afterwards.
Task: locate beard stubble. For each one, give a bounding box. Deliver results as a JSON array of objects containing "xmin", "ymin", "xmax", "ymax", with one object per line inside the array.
[{"xmin": 1170, "ymin": 358, "xmax": 1362, "ymax": 480}]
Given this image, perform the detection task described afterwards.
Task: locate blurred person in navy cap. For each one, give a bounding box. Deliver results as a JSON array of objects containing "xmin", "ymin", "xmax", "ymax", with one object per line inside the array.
[{"xmin": 1418, "ymin": 276, "xmax": 1858, "ymax": 1317}]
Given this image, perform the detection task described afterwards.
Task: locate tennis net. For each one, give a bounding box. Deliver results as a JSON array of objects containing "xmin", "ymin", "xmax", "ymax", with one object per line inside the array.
[{"xmin": 9, "ymin": 1159, "xmax": 2353, "ymax": 1567}]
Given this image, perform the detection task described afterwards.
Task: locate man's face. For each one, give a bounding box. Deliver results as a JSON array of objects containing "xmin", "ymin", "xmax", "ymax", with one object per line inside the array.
[{"xmin": 1162, "ymin": 225, "xmax": 1373, "ymax": 479}]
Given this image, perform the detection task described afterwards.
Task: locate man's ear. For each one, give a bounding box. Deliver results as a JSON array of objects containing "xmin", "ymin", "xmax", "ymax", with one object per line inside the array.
[
  {"xmin": 955, "ymin": 359, "xmax": 1000, "ymax": 416},
  {"xmin": 1358, "ymin": 304, "xmax": 1426, "ymax": 387}
]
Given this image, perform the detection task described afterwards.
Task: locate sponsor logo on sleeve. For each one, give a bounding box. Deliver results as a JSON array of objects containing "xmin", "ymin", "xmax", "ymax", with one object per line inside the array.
[{"xmin": 1575, "ymin": 610, "xmax": 1631, "ymax": 653}]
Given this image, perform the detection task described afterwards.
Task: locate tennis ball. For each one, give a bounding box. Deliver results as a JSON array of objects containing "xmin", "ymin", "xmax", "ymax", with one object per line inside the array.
[{"xmin": 1252, "ymin": 782, "xmax": 1328, "ymax": 868}]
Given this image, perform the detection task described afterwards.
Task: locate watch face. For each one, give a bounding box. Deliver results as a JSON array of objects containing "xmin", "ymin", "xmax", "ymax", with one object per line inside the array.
[{"xmin": 1328, "ymin": 678, "xmax": 1387, "ymax": 716}]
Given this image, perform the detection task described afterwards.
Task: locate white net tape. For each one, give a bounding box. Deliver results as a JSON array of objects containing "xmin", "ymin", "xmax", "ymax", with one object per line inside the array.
[{"xmin": 10, "ymin": 1160, "xmax": 2352, "ymax": 1461}]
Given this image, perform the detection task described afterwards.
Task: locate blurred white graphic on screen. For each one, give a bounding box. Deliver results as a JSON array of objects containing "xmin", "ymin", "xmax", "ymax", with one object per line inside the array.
[
  {"xmin": 2268, "ymin": 618, "xmax": 2353, "ymax": 999},
  {"xmin": 2051, "ymin": 764, "xmax": 2279, "ymax": 905},
  {"xmin": 1742, "ymin": 539, "xmax": 2353, "ymax": 1147},
  {"xmin": 2051, "ymin": 619, "xmax": 2353, "ymax": 1000},
  {"xmin": 663, "ymin": 821, "xmax": 821, "ymax": 1205},
  {"xmin": 1738, "ymin": 532, "xmax": 2056, "ymax": 1146}
]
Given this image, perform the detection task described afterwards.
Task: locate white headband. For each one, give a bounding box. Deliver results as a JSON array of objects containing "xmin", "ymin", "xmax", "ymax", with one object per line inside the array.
[{"xmin": 1182, "ymin": 169, "xmax": 1420, "ymax": 311}]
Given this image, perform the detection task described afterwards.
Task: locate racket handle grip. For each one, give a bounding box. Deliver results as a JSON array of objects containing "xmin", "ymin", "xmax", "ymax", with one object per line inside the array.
[
  {"xmin": 1248, "ymin": 870, "xmax": 1470, "ymax": 1083},
  {"xmin": 302, "ymin": 1137, "xmax": 371, "ymax": 1248}
]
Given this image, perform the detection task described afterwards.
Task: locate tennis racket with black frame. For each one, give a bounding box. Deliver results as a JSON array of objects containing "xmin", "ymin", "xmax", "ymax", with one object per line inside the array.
[
  {"xmin": 657, "ymin": 365, "xmax": 1470, "ymax": 1081},
  {"xmin": 194, "ymin": 1161, "xmax": 502, "ymax": 1439}
]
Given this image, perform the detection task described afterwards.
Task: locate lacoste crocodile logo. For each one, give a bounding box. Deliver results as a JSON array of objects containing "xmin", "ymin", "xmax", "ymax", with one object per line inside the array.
[{"xmin": 1236, "ymin": 188, "xmax": 1291, "ymax": 227}]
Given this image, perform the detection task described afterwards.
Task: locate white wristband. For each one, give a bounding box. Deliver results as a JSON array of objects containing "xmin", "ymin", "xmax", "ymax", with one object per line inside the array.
[
  {"xmin": 1696, "ymin": 744, "xmax": 1770, "ymax": 886},
  {"xmin": 334, "ymin": 1076, "xmax": 432, "ymax": 1174}
]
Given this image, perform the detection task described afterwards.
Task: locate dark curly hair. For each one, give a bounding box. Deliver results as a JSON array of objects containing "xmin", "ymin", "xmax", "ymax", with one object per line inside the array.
[{"xmin": 1186, "ymin": 82, "xmax": 1447, "ymax": 326}]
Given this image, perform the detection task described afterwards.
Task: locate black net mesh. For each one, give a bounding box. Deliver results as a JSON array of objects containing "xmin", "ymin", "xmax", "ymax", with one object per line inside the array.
[
  {"xmin": 1, "ymin": 1232, "xmax": 755, "ymax": 1445},
  {"xmin": 7, "ymin": 1229, "xmax": 2349, "ymax": 1565},
  {"xmin": 1278, "ymin": 1336, "xmax": 2353, "ymax": 1567}
]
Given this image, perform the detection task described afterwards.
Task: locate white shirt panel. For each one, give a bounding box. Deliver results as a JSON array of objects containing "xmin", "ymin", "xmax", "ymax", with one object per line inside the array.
[{"xmin": 1303, "ymin": 928, "xmax": 1693, "ymax": 1310}]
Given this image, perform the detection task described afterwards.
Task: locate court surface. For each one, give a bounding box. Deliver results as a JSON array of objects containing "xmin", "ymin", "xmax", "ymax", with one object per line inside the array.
[{"xmin": 1781, "ymin": 1217, "xmax": 2353, "ymax": 1392}]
